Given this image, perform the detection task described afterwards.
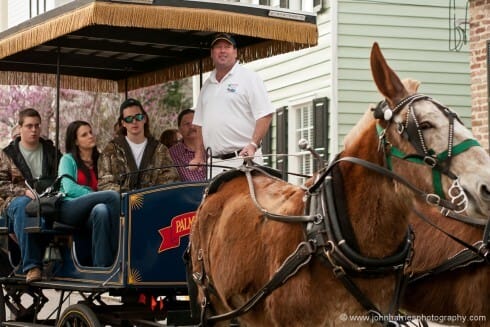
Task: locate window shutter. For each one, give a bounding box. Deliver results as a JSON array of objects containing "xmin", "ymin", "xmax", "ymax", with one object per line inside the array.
[
  {"xmin": 313, "ymin": 97, "xmax": 329, "ymax": 160},
  {"xmin": 276, "ymin": 106, "xmax": 288, "ymax": 178},
  {"xmin": 262, "ymin": 127, "xmax": 272, "ymax": 167}
]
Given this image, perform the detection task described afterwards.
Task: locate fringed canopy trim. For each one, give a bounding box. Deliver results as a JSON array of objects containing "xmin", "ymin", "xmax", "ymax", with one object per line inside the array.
[
  {"xmin": 0, "ymin": 1, "xmax": 318, "ymax": 91},
  {"xmin": 0, "ymin": 71, "xmax": 118, "ymax": 93}
]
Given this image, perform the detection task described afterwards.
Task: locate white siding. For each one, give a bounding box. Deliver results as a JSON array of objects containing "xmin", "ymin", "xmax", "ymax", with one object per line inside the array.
[
  {"xmin": 245, "ymin": 11, "xmax": 330, "ymax": 108},
  {"xmin": 7, "ymin": 0, "xmax": 28, "ymax": 28},
  {"xmin": 336, "ymin": 0, "xmax": 471, "ymax": 151},
  {"xmin": 5, "ymin": 0, "xmax": 74, "ymax": 29},
  {"xmin": 245, "ymin": 10, "xmax": 330, "ymax": 173},
  {"xmin": 0, "ymin": 1, "xmax": 7, "ymax": 31},
  {"xmin": 244, "ymin": 0, "xmax": 470, "ymax": 158}
]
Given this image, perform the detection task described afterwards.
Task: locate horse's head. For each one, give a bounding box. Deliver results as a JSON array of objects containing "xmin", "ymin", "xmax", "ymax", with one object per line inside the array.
[{"xmin": 369, "ymin": 42, "xmax": 490, "ymax": 220}]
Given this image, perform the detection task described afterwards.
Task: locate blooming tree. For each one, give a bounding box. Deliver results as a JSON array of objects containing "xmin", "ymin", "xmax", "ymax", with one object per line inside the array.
[
  {"xmin": 0, "ymin": 79, "xmax": 192, "ymax": 150},
  {"xmin": 129, "ymin": 79, "xmax": 192, "ymax": 141}
]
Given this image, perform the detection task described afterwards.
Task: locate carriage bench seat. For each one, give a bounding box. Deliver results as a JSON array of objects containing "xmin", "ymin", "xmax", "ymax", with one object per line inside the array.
[{"xmin": 24, "ymin": 216, "xmax": 77, "ymax": 234}]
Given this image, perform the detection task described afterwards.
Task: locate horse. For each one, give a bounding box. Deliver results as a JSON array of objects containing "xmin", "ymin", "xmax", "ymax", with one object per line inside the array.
[
  {"xmin": 368, "ymin": 78, "xmax": 490, "ymax": 327},
  {"xmin": 403, "ymin": 205, "xmax": 489, "ymax": 327},
  {"xmin": 403, "ymin": 203, "xmax": 489, "ymax": 327},
  {"xmin": 188, "ymin": 42, "xmax": 490, "ymax": 326}
]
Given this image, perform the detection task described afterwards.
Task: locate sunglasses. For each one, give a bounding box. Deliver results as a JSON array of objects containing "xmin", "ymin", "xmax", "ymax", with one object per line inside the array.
[{"xmin": 122, "ymin": 113, "xmax": 145, "ymax": 123}]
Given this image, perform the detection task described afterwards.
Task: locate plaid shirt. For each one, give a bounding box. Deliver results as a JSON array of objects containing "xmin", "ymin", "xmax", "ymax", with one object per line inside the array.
[{"xmin": 168, "ymin": 141, "xmax": 206, "ymax": 182}]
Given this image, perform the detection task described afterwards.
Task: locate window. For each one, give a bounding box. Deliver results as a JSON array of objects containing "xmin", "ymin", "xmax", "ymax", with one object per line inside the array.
[
  {"xmin": 266, "ymin": 98, "xmax": 328, "ymax": 183},
  {"xmin": 259, "ymin": 0, "xmax": 323, "ymax": 10},
  {"xmin": 285, "ymin": 97, "xmax": 329, "ymax": 184},
  {"xmin": 260, "ymin": 0, "xmax": 280, "ymax": 7},
  {"xmin": 290, "ymin": 102, "xmax": 314, "ymax": 184},
  {"xmin": 313, "ymin": 0, "xmax": 322, "ymax": 12}
]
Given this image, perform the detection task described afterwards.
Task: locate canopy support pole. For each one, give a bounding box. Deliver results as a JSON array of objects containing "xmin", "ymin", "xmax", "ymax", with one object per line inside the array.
[{"xmin": 55, "ymin": 47, "xmax": 61, "ymax": 161}]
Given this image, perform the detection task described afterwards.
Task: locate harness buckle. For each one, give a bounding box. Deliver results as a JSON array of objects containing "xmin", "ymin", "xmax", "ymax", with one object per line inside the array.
[
  {"xmin": 479, "ymin": 245, "xmax": 489, "ymax": 263},
  {"xmin": 425, "ymin": 193, "xmax": 441, "ymax": 206},
  {"xmin": 440, "ymin": 207, "xmax": 451, "ymax": 217},
  {"xmin": 193, "ymin": 272, "xmax": 203, "ymax": 283},
  {"xmin": 313, "ymin": 214, "xmax": 323, "ymax": 224},
  {"xmin": 333, "ymin": 265, "xmax": 346, "ymax": 277},
  {"xmin": 423, "ymin": 155, "xmax": 437, "ymax": 167}
]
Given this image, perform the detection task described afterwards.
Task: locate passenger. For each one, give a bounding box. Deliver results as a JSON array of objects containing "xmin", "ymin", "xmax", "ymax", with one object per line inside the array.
[
  {"xmin": 159, "ymin": 128, "xmax": 182, "ymax": 148},
  {"xmin": 0, "ymin": 108, "xmax": 61, "ymax": 283},
  {"xmin": 189, "ymin": 33, "xmax": 275, "ymax": 177},
  {"xmin": 11, "ymin": 125, "xmax": 20, "ymax": 141},
  {"xmin": 57, "ymin": 121, "xmax": 120, "ymax": 267},
  {"xmin": 168, "ymin": 109, "xmax": 206, "ymax": 181},
  {"xmin": 98, "ymin": 98, "xmax": 180, "ymax": 192}
]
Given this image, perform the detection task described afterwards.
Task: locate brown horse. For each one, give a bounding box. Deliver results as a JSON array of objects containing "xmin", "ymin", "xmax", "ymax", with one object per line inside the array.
[
  {"xmin": 189, "ymin": 43, "xmax": 490, "ymax": 326},
  {"xmin": 403, "ymin": 203, "xmax": 489, "ymax": 327},
  {"xmin": 376, "ymin": 79, "xmax": 490, "ymax": 327}
]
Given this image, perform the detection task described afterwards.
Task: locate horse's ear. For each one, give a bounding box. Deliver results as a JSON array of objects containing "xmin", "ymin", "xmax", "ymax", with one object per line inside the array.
[{"xmin": 370, "ymin": 42, "xmax": 408, "ymax": 108}]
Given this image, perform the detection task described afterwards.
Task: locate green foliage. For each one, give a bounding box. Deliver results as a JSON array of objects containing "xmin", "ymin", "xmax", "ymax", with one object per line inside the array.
[{"xmin": 163, "ymin": 80, "xmax": 192, "ymax": 112}]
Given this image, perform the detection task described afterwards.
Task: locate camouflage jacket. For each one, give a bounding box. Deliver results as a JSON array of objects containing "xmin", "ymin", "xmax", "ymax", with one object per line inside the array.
[
  {"xmin": 0, "ymin": 138, "xmax": 60, "ymax": 213},
  {"xmin": 98, "ymin": 136, "xmax": 180, "ymax": 192}
]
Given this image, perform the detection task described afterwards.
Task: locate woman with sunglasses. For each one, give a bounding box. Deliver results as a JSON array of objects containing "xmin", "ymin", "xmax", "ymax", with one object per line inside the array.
[
  {"xmin": 98, "ymin": 98, "xmax": 179, "ymax": 192},
  {"xmin": 57, "ymin": 121, "xmax": 120, "ymax": 267}
]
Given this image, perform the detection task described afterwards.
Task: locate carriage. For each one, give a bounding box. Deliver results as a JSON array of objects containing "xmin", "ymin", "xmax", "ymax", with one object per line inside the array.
[{"xmin": 0, "ymin": 1, "xmax": 318, "ymax": 326}]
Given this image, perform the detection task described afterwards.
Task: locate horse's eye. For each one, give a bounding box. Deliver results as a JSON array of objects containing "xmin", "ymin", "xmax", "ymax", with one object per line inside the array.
[{"xmin": 419, "ymin": 121, "xmax": 433, "ymax": 130}]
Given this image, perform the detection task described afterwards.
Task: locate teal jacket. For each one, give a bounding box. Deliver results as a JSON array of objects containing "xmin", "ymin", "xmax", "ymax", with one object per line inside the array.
[{"xmin": 58, "ymin": 153, "xmax": 93, "ymax": 200}]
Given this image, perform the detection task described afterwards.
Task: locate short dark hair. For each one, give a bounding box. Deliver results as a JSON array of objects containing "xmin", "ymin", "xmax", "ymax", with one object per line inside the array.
[
  {"xmin": 18, "ymin": 108, "xmax": 41, "ymax": 126},
  {"xmin": 159, "ymin": 129, "xmax": 180, "ymax": 148},
  {"xmin": 177, "ymin": 109, "xmax": 195, "ymax": 127}
]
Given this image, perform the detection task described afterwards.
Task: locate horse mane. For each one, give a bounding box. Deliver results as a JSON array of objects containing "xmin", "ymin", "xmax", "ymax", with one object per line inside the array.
[
  {"xmin": 401, "ymin": 78, "xmax": 420, "ymax": 93},
  {"xmin": 343, "ymin": 109, "xmax": 374, "ymax": 150}
]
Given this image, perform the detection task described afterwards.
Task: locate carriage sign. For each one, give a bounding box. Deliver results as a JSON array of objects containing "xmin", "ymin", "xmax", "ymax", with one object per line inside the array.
[{"xmin": 158, "ymin": 211, "xmax": 195, "ymax": 253}]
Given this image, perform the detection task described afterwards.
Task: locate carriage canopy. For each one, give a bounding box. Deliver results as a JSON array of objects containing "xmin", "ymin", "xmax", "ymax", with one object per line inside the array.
[{"xmin": 0, "ymin": 0, "xmax": 318, "ymax": 93}]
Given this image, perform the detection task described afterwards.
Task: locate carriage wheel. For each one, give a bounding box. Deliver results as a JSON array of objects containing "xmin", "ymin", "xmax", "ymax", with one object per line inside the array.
[{"xmin": 56, "ymin": 303, "xmax": 101, "ymax": 327}]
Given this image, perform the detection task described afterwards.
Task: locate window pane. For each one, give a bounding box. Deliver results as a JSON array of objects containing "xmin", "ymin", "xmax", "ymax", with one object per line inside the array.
[{"xmin": 292, "ymin": 102, "xmax": 314, "ymax": 184}]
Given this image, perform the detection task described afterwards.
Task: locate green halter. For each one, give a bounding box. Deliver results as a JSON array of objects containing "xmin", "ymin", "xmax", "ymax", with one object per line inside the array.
[{"xmin": 376, "ymin": 123, "xmax": 480, "ymax": 199}]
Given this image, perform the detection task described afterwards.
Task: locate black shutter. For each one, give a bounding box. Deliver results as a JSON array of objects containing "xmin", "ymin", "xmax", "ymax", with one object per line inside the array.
[
  {"xmin": 262, "ymin": 127, "xmax": 272, "ymax": 167},
  {"xmin": 313, "ymin": 97, "xmax": 329, "ymax": 162},
  {"xmin": 276, "ymin": 106, "xmax": 288, "ymax": 178}
]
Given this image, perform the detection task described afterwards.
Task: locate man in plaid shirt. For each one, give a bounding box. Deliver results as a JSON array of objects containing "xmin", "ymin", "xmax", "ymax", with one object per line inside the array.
[{"xmin": 169, "ymin": 109, "xmax": 206, "ymax": 182}]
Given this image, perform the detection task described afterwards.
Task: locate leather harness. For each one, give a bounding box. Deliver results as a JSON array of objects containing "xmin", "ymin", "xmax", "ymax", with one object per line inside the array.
[{"xmin": 188, "ymin": 160, "xmax": 425, "ymax": 327}]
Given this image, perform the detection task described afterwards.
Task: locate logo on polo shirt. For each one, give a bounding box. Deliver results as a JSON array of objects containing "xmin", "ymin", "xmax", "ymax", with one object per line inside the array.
[{"xmin": 227, "ymin": 83, "xmax": 238, "ymax": 93}]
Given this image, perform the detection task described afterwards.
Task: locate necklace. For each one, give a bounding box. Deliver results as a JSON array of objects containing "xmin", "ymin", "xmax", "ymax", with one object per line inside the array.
[{"xmin": 82, "ymin": 158, "xmax": 93, "ymax": 168}]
